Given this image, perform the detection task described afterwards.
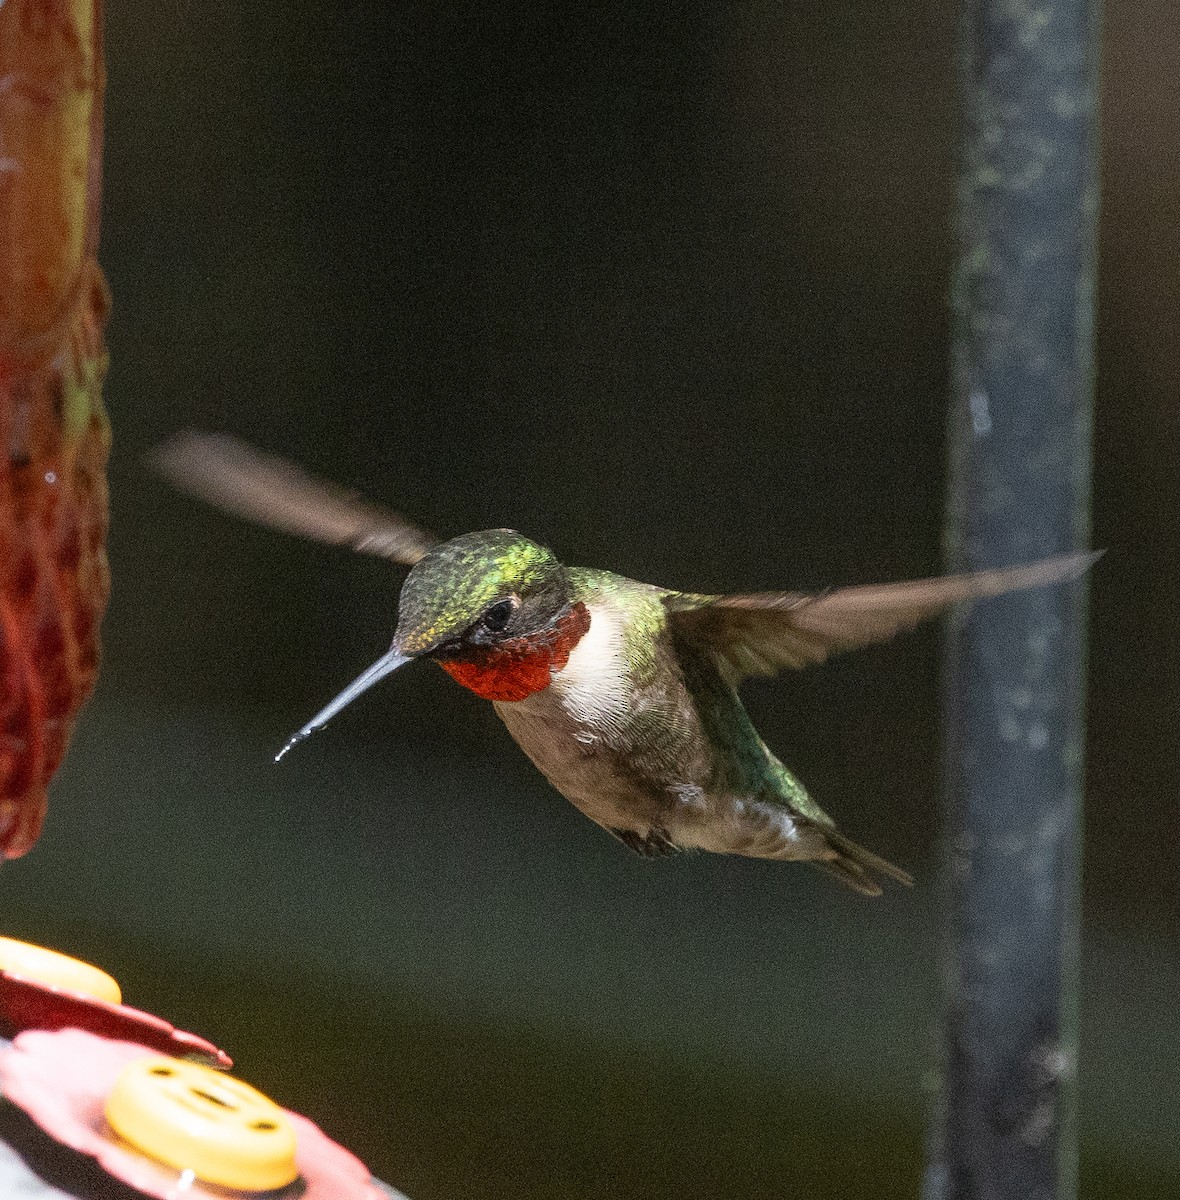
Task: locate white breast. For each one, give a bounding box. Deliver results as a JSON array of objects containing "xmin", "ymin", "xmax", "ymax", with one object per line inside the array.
[
  {"xmin": 548, "ymin": 602, "xmax": 631, "ymax": 727},
  {"xmin": 493, "ymin": 601, "xmax": 642, "ymax": 826}
]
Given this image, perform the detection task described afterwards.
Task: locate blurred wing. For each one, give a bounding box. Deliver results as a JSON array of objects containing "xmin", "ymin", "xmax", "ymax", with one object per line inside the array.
[
  {"xmin": 150, "ymin": 431, "xmax": 440, "ymax": 565},
  {"xmin": 667, "ymin": 552, "xmax": 1100, "ymax": 683}
]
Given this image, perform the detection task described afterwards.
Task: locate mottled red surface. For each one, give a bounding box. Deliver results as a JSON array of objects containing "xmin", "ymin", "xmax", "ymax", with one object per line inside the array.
[
  {"xmin": 438, "ymin": 601, "xmax": 591, "ymax": 701},
  {"xmin": 0, "ymin": 0, "xmax": 110, "ymax": 858}
]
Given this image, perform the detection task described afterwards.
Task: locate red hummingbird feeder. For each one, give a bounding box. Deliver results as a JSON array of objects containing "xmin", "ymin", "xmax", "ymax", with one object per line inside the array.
[{"xmin": 0, "ymin": 0, "xmax": 112, "ymax": 859}]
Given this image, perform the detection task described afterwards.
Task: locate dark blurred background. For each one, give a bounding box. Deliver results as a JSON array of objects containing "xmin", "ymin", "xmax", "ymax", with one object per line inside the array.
[{"xmin": 2, "ymin": 2, "xmax": 1177, "ymax": 1196}]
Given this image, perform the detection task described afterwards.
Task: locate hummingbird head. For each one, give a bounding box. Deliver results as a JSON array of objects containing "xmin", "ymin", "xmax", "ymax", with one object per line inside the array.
[
  {"xmin": 276, "ymin": 530, "xmax": 589, "ymax": 759},
  {"xmin": 393, "ymin": 529, "xmax": 568, "ymax": 656},
  {"xmin": 397, "ymin": 529, "xmax": 590, "ymax": 702}
]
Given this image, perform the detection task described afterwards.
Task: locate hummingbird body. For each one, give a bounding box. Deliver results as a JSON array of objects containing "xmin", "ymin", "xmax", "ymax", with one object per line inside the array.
[
  {"xmin": 492, "ymin": 571, "xmax": 841, "ymax": 868},
  {"xmin": 154, "ymin": 432, "xmax": 1098, "ymax": 896}
]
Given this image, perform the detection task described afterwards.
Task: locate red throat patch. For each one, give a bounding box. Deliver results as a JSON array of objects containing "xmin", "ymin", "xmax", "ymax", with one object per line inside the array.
[{"xmin": 437, "ymin": 602, "xmax": 591, "ymax": 702}]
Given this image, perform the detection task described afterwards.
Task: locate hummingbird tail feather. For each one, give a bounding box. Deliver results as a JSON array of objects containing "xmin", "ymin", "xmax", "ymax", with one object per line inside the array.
[{"xmin": 811, "ymin": 829, "xmax": 914, "ymax": 897}]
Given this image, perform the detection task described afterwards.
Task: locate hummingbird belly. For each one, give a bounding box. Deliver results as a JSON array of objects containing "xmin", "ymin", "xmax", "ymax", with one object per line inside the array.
[
  {"xmin": 492, "ymin": 687, "xmax": 675, "ymax": 833},
  {"xmin": 490, "ymin": 596, "xmax": 705, "ymax": 835},
  {"xmin": 494, "ymin": 686, "xmax": 814, "ymax": 856},
  {"xmin": 494, "ymin": 595, "xmax": 824, "ymax": 859}
]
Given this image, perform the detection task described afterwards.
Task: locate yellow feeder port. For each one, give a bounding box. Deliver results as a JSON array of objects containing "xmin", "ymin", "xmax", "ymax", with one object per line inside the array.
[
  {"xmin": 105, "ymin": 1056, "xmax": 299, "ymax": 1191},
  {"xmin": 0, "ymin": 937, "xmax": 121, "ymax": 1005}
]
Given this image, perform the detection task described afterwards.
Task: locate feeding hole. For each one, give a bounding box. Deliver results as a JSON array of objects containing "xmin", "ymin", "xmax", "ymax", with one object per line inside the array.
[
  {"xmin": 250, "ymin": 1120, "xmax": 279, "ymax": 1132},
  {"xmin": 190, "ymin": 1087, "xmax": 235, "ymax": 1109},
  {"xmin": 149, "ymin": 1067, "xmax": 174, "ymax": 1077}
]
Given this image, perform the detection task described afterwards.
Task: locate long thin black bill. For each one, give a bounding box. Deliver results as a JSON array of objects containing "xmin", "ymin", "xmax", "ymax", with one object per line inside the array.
[{"xmin": 275, "ymin": 649, "xmax": 412, "ymax": 762}]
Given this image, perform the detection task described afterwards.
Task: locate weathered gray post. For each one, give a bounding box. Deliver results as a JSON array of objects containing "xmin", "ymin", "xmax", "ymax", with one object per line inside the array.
[{"xmin": 928, "ymin": 3, "xmax": 1102, "ymax": 1199}]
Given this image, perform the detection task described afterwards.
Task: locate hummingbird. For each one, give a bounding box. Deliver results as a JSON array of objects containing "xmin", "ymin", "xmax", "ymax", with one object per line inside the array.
[{"xmin": 154, "ymin": 432, "xmax": 1096, "ymax": 896}]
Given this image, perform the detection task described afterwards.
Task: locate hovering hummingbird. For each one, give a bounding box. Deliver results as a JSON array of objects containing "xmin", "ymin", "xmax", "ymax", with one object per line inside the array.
[{"xmin": 154, "ymin": 432, "xmax": 1096, "ymax": 896}]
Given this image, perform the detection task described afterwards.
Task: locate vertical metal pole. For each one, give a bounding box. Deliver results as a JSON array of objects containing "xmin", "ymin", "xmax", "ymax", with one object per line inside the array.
[{"xmin": 928, "ymin": 3, "xmax": 1101, "ymax": 1200}]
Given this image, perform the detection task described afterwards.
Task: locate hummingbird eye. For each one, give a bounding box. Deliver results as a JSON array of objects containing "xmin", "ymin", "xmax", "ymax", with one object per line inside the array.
[{"xmin": 480, "ymin": 597, "xmax": 518, "ymax": 634}]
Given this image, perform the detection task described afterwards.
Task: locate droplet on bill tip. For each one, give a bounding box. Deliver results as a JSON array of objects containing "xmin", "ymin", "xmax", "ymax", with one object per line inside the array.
[{"xmin": 274, "ymin": 727, "xmax": 318, "ymax": 763}]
